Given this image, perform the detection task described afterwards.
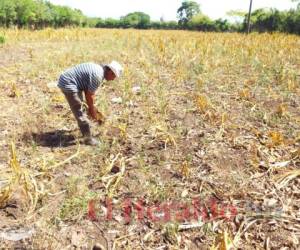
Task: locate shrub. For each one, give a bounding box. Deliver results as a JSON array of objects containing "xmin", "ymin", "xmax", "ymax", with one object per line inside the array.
[{"xmin": 0, "ymin": 35, "xmax": 5, "ymax": 44}]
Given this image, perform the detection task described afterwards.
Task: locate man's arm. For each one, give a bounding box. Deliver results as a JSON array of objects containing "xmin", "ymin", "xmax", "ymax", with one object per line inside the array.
[{"xmin": 84, "ymin": 90, "xmax": 97, "ymax": 120}]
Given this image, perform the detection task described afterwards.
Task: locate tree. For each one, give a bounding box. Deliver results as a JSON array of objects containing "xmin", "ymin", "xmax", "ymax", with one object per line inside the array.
[
  {"xmin": 34, "ymin": 0, "xmax": 53, "ymax": 28},
  {"xmin": 52, "ymin": 5, "xmax": 83, "ymax": 27},
  {"xmin": 14, "ymin": 0, "xmax": 37, "ymax": 27},
  {"xmin": 214, "ymin": 19, "xmax": 230, "ymax": 32},
  {"xmin": 177, "ymin": 1, "xmax": 201, "ymax": 26},
  {"xmin": 281, "ymin": 7, "xmax": 300, "ymax": 34},
  {"xmin": 0, "ymin": 0, "xmax": 17, "ymax": 27},
  {"xmin": 86, "ymin": 17, "xmax": 100, "ymax": 27},
  {"xmin": 187, "ymin": 13, "xmax": 213, "ymax": 31},
  {"xmin": 250, "ymin": 8, "xmax": 286, "ymax": 32},
  {"xmin": 0, "ymin": 0, "xmax": 89, "ymax": 28},
  {"xmin": 121, "ymin": 12, "xmax": 150, "ymax": 29},
  {"xmin": 103, "ymin": 18, "xmax": 120, "ymax": 28}
]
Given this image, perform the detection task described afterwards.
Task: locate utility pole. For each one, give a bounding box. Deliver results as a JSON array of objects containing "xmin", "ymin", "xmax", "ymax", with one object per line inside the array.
[{"xmin": 247, "ymin": 0, "xmax": 253, "ymax": 34}]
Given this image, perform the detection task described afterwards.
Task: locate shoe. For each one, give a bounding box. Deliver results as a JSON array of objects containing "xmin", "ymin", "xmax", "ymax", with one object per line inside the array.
[{"xmin": 84, "ymin": 136, "xmax": 100, "ymax": 146}]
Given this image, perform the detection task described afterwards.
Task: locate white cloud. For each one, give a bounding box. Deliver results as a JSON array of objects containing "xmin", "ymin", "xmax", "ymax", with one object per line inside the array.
[{"xmin": 48, "ymin": 0, "xmax": 298, "ymax": 21}]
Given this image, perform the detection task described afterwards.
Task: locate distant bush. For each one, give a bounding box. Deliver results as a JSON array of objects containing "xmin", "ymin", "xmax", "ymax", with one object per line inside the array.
[{"xmin": 0, "ymin": 35, "xmax": 5, "ymax": 44}]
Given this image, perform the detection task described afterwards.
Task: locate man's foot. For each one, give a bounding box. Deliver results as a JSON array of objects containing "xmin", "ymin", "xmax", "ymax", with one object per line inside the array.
[{"xmin": 84, "ymin": 136, "xmax": 100, "ymax": 146}]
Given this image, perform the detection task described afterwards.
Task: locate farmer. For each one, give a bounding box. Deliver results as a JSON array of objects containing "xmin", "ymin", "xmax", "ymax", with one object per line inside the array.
[{"xmin": 58, "ymin": 61, "xmax": 123, "ymax": 146}]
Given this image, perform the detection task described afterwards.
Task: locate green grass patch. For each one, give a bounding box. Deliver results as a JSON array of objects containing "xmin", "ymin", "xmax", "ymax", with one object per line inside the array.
[{"xmin": 0, "ymin": 35, "xmax": 5, "ymax": 44}]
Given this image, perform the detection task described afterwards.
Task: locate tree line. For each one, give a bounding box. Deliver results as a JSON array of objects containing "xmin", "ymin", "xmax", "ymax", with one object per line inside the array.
[
  {"xmin": 0, "ymin": 0, "xmax": 299, "ymax": 34},
  {"xmin": 0, "ymin": 0, "xmax": 88, "ymax": 28}
]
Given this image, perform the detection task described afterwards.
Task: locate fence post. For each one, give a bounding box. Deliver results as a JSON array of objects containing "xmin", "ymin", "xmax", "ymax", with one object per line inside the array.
[{"xmin": 247, "ymin": 0, "xmax": 253, "ymax": 34}]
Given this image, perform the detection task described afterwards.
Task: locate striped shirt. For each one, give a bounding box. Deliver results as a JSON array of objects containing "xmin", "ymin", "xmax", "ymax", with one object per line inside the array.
[{"xmin": 58, "ymin": 62, "xmax": 104, "ymax": 93}]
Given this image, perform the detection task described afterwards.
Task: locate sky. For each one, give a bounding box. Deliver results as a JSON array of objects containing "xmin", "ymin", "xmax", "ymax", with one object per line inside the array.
[{"xmin": 48, "ymin": 0, "xmax": 298, "ymax": 21}]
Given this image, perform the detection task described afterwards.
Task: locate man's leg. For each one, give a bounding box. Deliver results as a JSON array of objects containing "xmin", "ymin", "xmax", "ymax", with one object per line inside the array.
[{"xmin": 62, "ymin": 91, "xmax": 91, "ymax": 138}]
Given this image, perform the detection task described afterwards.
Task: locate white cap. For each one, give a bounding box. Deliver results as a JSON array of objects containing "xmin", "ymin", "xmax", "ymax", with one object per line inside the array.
[{"xmin": 107, "ymin": 61, "xmax": 123, "ymax": 78}]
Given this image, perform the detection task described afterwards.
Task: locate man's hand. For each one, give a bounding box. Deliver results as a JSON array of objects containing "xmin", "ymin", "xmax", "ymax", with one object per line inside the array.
[
  {"xmin": 85, "ymin": 90, "xmax": 97, "ymax": 120},
  {"xmin": 88, "ymin": 109, "xmax": 106, "ymax": 124},
  {"xmin": 88, "ymin": 108, "xmax": 98, "ymax": 121},
  {"xmin": 85, "ymin": 90, "xmax": 106, "ymax": 124}
]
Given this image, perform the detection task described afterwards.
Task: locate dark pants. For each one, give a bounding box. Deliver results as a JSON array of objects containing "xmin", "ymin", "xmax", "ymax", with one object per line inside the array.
[{"xmin": 62, "ymin": 91, "xmax": 91, "ymax": 137}]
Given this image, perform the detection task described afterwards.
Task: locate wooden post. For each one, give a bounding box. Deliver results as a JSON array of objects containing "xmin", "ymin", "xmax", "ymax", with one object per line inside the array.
[{"xmin": 247, "ymin": 0, "xmax": 253, "ymax": 34}]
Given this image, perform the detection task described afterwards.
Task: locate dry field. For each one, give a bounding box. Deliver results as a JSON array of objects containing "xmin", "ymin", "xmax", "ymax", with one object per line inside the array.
[{"xmin": 0, "ymin": 28, "xmax": 299, "ymax": 249}]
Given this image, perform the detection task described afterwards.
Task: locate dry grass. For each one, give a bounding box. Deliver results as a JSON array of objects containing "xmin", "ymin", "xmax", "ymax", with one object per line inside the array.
[{"xmin": 0, "ymin": 28, "xmax": 299, "ymax": 249}]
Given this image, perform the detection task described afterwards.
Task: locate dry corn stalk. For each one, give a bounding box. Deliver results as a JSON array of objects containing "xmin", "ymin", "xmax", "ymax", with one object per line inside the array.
[
  {"xmin": 152, "ymin": 124, "xmax": 177, "ymax": 149},
  {"xmin": 48, "ymin": 144, "xmax": 80, "ymax": 170},
  {"xmin": 275, "ymin": 169, "xmax": 300, "ymax": 189},
  {"xmin": 287, "ymin": 79, "xmax": 296, "ymax": 91},
  {"xmin": 276, "ymin": 103, "xmax": 287, "ymax": 117},
  {"xmin": 100, "ymin": 153, "xmax": 121, "ymax": 177},
  {"xmin": 105, "ymin": 157, "xmax": 126, "ymax": 198},
  {"xmin": 117, "ymin": 123, "xmax": 127, "ymax": 139},
  {"xmin": 0, "ymin": 181, "xmax": 11, "ymax": 208},
  {"xmin": 180, "ymin": 161, "xmax": 190, "ymax": 178},
  {"xmin": 51, "ymin": 93, "xmax": 65, "ymax": 103},
  {"xmin": 268, "ymin": 131, "xmax": 284, "ymax": 147},
  {"xmin": 196, "ymin": 94, "xmax": 209, "ymax": 113},
  {"xmin": 9, "ymin": 82, "xmax": 21, "ymax": 98},
  {"xmin": 0, "ymin": 143, "xmax": 38, "ymax": 212},
  {"xmin": 238, "ymin": 88, "xmax": 251, "ymax": 100},
  {"xmin": 211, "ymin": 230, "xmax": 234, "ymax": 250},
  {"xmin": 0, "ymin": 143, "xmax": 22, "ymax": 207}
]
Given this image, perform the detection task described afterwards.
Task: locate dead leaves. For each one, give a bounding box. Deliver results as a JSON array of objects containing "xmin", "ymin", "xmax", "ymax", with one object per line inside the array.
[
  {"xmin": 95, "ymin": 110, "xmax": 106, "ymax": 125},
  {"xmin": 179, "ymin": 161, "xmax": 190, "ymax": 179},
  {"xmin": 0, "ymin": 143, "xmax": 38, "ymax": 213},
  {"xmin": 195, "ymin": 94, "xmax": 209, "ymax": 113},
  {"xmin": 51, "ymin": 93, "xmax": 65, "ymax": 103},
  {"xmin": 150, "ymin": 124, "xmax": 177, "ymax": 149},
  {"xmin": 275, "ymin": 103, "xmax": 287, "ymax": 117},
  {"xmin": 275, "ymin": 169, "xmax": 300, "ymax": 189},
  {"xmin": 267, "ymin": 131, "xmax": 285, "ymax": 148},
  {"xmin": 9, "ymin": 82, "xmax": 21, "ymax": 98},
  {"xmin": 211, "ymin": 230, "xmax": 234, "ymax": 250},
  {"xmin": 100, "ymin": 155, "xmax": 126, "ymax": 198},
  {"xmin": 238, "ymin": 88, "xmax": 251, "ymax": 100}
]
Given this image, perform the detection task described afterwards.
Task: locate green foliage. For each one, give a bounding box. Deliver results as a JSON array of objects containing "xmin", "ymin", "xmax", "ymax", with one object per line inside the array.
[
  {"xmin": 0, "ymin": 0, "xmax": 17, "ymax": 27},
  {"xmin": 186, "ymin": 14, "xmax": 231, "ymax": 32},
  {"xmin": 188, "ymin": 13, "xmax": 213, "ymax": 31},
  {"xmin": 177, "ymin": 1, "xmax": 201, "ymax": 25},
  {"xmin": 121, "ymin": 12, "xmax": 151, "ymax": 29},
  {"xmin": 243, "ymin": 7, "xmax": 300, "ymax": 34},
  {"xmin": 94, "ymin": 12, "xmax": 151, "ymax": 29},
  {"xmin": 86, "ymin": 17, "xmax": 101, "ymax": 28},
  {"xmin": 59, "ymin": 192, "xmax": 96, "ymax": 221},
  {"xmin": 0, "ymin": 0, "xmax": 86, "ymax": 28},
  {"xmin": 102, "ymin": 18, "xmax": 121, "ymax": 28},
  {"xmin": 150, "ymin": 21, "xmax": 179, "ymax": 30},
  {"xmin": 0, "ymin": 35, "xmax": 5, "ymax": 44},
  {"xmin": 285, "ymin": 9, "xmax": 300, "ymax": 34}
]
